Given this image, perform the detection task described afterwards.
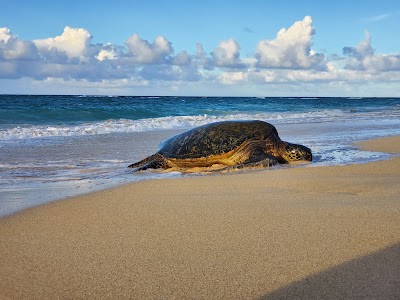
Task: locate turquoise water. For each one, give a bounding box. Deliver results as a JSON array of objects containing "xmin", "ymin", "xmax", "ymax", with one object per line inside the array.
[
  {"xmin": 1, "ymin": 95, "xmax": 400, "ymax": 129},
  {"xmin": 1, "ymin": 95, "xmax": 400, "ymax": 216}
]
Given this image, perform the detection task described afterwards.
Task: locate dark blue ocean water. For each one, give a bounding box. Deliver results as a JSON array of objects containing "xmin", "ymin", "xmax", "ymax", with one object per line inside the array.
[
  {"xmin": 1, "ymin": 95, "xmax": 400, "ymax": 130},
  {"xmin": 1, "ymin": 95, "xmax": 400, "ymax": 216}
]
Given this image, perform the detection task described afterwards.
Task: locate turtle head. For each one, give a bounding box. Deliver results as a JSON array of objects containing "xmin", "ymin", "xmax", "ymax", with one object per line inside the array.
[{"xmin": 279, "ymin": 142, "xmax": 312, "ymax": 163}]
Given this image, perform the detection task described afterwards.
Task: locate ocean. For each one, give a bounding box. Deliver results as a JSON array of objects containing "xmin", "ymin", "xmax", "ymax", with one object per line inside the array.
[{"xmin": 1, "ymin": 95, "xmax": 400, "ymax": 216}]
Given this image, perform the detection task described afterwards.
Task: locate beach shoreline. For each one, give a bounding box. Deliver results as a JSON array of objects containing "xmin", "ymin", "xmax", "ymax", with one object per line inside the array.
[
  {"xmin": 1, "ymin": 136, "xmax": 399, "ymax": 299},
  {"xmin": 2, "ymin": 95, "xmax": 400, "ymax": 218}
]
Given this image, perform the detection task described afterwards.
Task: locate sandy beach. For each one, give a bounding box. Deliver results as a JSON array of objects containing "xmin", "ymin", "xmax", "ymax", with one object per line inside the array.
[{"xmin": 1, "ymin": 136, "xmax": 399, "ymax": 299}]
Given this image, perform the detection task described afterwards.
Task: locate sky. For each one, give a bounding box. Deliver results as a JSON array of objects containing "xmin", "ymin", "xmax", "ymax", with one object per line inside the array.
[{"xmin": 1, "ymin": 0, "xmax": 400, "ymax": 96}]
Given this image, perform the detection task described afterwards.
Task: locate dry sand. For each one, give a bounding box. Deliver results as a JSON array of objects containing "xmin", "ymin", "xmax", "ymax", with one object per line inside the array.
[{"xmin": 1, "ymin": 136, "xmax": 399, "ymax": 299}]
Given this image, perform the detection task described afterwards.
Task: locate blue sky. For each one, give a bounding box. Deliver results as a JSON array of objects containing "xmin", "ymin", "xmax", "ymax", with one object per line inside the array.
[{"xmin": 1, "ymin": 0, "xmax": 400, "ymax": 96}]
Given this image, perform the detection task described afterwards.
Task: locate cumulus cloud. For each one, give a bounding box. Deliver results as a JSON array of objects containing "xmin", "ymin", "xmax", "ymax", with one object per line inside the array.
[
  {"xmin": 0, "ymin": 26, "xmax": 202, "ymax": 82},
  {"xmin": 0, "ymin": 28, "xmax": 40, "ymax": 79},
  {"xmin": 343, "ymin": 31, "xmax": 374, "ymax": 60},
  {"xmin": 255, "ymin": 16, "xmax": 325, "ymax": 69},
  {"xmin": 211, "ymin": 38, "xmax": 244, "ymax": 68},
  {"xmin": 0, "ymin": 28, "xmax": 12, "ymax": 43},
  {"xmin": 343, "ymin": 32, "xmax": 400, "ymax": 71},
  {"xmin": 0, "ymin": 27, "xmax": 127, "ymax": 80},
  {"xmin": 33, "ymin": 26, "xmax": 92, "ymax": 61},
  {"xmin": 218, "ymin": 71, "xmax": 247, "ymax": 85},
  {"xmin": 195, "ymin": 43, "xmax": 205, "ymax": 59},
  {"xmin": 1, "ymin": 16, "xmax": 400, "ymax": 92},
  {"xmin": 172, "ymin": 50, "xmax": 191, "ymax": 66},
  {"xmin": 125, "ymin": 34, "xmax": 173, "ymax": 64},
  {"xmin": 96, "ymin": 47, "xmax": 117, "ymax": 61},
  {"xmin": 0, "ymin": 28, "xmax": 38, "ymax": 61}
]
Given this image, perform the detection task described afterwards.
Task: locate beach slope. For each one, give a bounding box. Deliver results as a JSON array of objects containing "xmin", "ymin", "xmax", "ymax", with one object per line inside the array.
[{"xmin": 1, "ymin": 137, "xmax": 399, "ymax": 299}]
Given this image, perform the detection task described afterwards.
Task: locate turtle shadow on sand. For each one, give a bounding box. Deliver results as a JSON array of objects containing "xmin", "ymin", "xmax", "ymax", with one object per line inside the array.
[{"xmin": 128, "ymin": 120, "xmax": 312, "ymax": 173}]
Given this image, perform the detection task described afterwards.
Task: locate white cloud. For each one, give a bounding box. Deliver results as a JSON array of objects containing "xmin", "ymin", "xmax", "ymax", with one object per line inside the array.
[
  {"xmin": 363, "ymin": 54, "xmax": 400, "ymax": 71},
  {"xmin": 0, "ymin": 28, "xmax": 38, "ymax": 61},
  {"xmin": 343, "ymin": 31, "xmax": 374, "ymax": 60},
  {"xmin": 172, "ymin": 51, "xmax": 191, "ymax": 66},
  {"xmin": 343, "ymin": 32, "xmax": 400, "ymax": 71},
  {"xmin": 0, "ymin": 27, "xmax": 132, "ymax": 80},
  {"xmin": 255, "ymin": 16, "xmax": 325, "ymax": 69},
  {"xmin": 125, "ymin": 34, "xmax": 173, "ymax": 64},
  {"xmin": 96, "ymin": 48, "xmax": 117, "ymax": 61},
  {"xmin": 1, "ymin": 16, "xmax": 400, "ymax": 95},
  {"xmin": 0, "ymin": 39, "xmax": 38, "ymax": 61},
  {"xmin": 0, "ymin": 28, "xmax": 12, "ymax": 43},
  {"xmin": 195, "ymin": 43, "xmax": 205, "ymax": 59},
  {"xmin": 211, "ymin": 38, "xmax": 243, "ymax": 68},
  {"xmin": 33, "ymin": 26, "xmax": 92, "ymax": 61},
  {"xmin": 218, "ymin": 71, "xmax": 247, "ymax": 85},
  {"xmin": 0, "ymin": 28, "xmax": 40, "ymax": 79}
]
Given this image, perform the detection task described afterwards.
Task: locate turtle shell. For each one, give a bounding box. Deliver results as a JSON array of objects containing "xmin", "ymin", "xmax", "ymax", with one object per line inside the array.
[{"xmin": 158, "ymin": 120, "xmax": 280, "ymax": 159}]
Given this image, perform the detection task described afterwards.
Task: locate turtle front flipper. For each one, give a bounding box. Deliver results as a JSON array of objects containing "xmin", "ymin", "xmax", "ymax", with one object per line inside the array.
[
  {"xmin": 230, "ymin": 153, "xmax": 278, "ymax": 171},
  {"xmin": 241, "ymin": 154, "xmax": 278, "ymax": 168},
  {"xmin": 209, "ymin": 155, "xmax": 277, "ymax": 173},
  {"xmin": 211, "ymin": 146, "xmax": 278, "ymax": 172}
]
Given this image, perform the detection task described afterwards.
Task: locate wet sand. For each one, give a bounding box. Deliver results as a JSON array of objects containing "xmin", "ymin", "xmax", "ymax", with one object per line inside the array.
[{"xmin": 0, "ymin": 136, "xmax": 399, "ymax": 299}]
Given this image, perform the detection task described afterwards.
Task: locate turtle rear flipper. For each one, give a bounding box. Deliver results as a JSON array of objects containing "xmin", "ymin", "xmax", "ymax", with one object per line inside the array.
[
  {"xmin": 229, "ymin": 154, "xmax": 277, "ymax": 171},
  {"xmin": 132, "ymin": 160, "xmax": 164, "ymax": 171},
  {"xmin": 128, "ymin": 153, "xmax": 167, "ymax": 171}
]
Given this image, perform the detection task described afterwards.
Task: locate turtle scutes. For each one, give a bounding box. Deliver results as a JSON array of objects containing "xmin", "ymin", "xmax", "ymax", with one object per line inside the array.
[{"xmin": 128, "ymin": 120, "xmax": 312, "ymax": 172}]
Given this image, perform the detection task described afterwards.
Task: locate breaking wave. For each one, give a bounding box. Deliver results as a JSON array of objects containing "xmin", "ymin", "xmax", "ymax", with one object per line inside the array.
[
  {"xmin": 0, "ymin": 110, "xmax": 350, "ymax": 140},
  {"xmin": 2, "ymin": 105, "xmax": 400, "ymax": 141}
]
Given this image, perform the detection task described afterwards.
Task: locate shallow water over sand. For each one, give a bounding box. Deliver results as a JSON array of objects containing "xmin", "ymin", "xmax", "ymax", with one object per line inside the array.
[{"xmin": 1, "ymin": 120, "xmax": 397, "ymax": 217}]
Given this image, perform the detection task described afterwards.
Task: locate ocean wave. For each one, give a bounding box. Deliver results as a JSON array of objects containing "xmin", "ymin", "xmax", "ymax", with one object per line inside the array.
[{"xmin": 0, "ymin": 108, "xmax": 395, "ymax": 141}]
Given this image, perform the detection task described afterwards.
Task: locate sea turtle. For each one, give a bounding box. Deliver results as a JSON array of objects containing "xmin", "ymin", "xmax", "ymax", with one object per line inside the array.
[{"xmin": 128, "ymin": 120, "xmax": 312, "ymax": 172}]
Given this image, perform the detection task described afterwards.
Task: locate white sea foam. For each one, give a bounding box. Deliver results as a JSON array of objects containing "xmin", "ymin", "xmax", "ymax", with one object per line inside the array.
[
  {"xmin": 0, "ymin": 110, "xmax": 349, "ymax": 140},
  {"xmin": 1, "ymin": 107, "xmax": 400, "ymax": 141}
]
